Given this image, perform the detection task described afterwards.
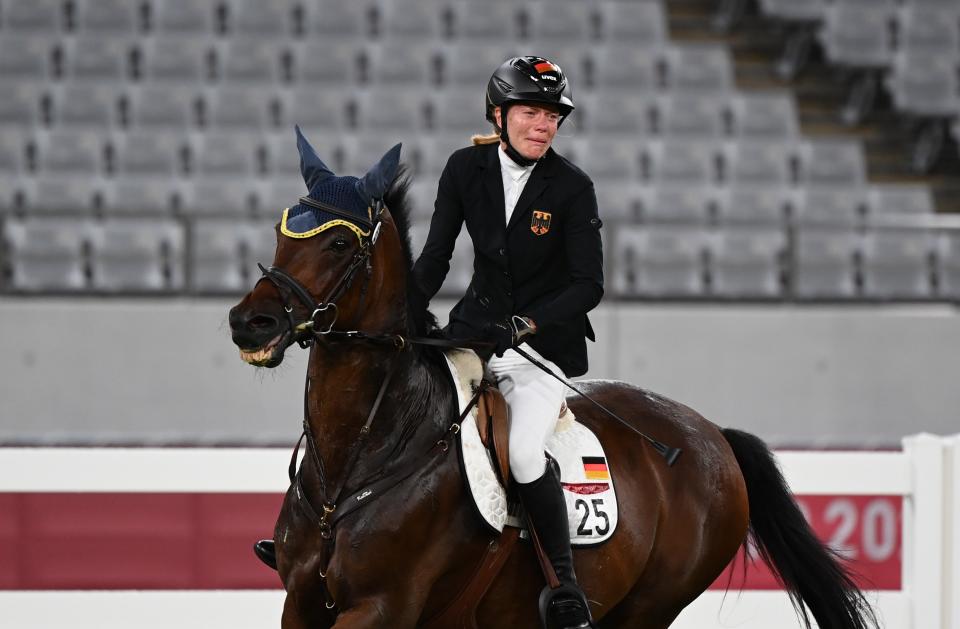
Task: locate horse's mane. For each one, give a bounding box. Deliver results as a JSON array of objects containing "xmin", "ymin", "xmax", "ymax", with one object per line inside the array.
[{"xmin": 384, "ymin": 166, "xmax": 442, "ymax": 342}]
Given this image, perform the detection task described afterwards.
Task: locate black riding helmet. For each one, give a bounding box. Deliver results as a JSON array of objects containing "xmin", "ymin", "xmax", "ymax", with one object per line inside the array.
[{"xmin": 485, "ymin": 56, "xmax": 575, "ymax": 166}]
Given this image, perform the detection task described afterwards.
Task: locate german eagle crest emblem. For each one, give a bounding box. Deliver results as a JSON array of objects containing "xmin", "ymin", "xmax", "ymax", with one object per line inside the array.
[{"xmin": 531, "ymin": 210, "xmax": 552, "ymax": 236}]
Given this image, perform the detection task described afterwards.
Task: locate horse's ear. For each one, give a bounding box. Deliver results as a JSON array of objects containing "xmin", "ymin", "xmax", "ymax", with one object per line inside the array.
[
  {"xmin": 295, "ymin": 125, "xmax": 335, "ymax": 190},
  {"xmin": 357, "ymin": 143, "xmax": 401, "ymax": 202}
]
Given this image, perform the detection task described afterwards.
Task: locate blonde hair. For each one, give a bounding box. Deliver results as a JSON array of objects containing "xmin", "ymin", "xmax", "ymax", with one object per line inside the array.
[{"xmin": 471, "ymin": 132, "xmax": 500, "ymax": 146}]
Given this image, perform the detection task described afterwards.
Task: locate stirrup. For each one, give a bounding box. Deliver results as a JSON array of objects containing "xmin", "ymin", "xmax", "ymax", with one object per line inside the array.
[
  {"xmin": 253, "ymin": 539, "xmax": 278, "ymax": 571},
  {"xmin": 538, "ymin": 583, "xmax": 596, "ymax": 629}
]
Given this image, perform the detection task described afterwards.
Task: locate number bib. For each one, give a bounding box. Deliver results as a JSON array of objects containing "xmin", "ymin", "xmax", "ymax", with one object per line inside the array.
[{"xmin": 446, "ymin": 353, "xmax": 619, "ymax": 546}]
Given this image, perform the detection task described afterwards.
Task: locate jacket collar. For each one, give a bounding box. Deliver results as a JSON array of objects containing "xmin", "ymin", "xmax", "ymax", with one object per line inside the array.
[{"xmin": 479, "ymin": 143, "xmax": 557, "ymax": 233}]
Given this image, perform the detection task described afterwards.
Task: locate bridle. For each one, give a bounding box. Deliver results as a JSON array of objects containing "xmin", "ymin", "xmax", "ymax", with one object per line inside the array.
[{"xmin": 256, "ymin": 197, "xmax": 387, "ymax": 350}]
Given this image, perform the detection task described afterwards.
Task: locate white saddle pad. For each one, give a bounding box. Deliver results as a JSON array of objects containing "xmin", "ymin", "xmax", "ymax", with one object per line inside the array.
[{"xmin": 444, "ymin": 349, "xmax": 619, "ymax": 546}]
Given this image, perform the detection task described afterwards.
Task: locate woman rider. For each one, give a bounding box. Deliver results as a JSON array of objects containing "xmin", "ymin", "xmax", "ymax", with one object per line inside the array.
[{"xmin": 412, "ymin": 56, "xmax": 604, "ymax": 629}]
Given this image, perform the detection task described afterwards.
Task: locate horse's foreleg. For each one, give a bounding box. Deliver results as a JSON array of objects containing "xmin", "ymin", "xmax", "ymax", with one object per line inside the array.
[
  {"xmin": 330, "ymin": 596, "xmax": 422, "ymax": 629},
  {"xmin": 281, "ymin": 591, "xmax": 336, "ymax": 629}
]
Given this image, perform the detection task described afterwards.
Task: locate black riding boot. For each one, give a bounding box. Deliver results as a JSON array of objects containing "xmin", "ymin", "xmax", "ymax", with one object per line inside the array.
[
  {"xmin": 253, "ymin": 539, "xmax": 277, "ymax": 570},
  {"xmin": 517, "ymin": 466, "xmax": 595, "ymax": 629}
]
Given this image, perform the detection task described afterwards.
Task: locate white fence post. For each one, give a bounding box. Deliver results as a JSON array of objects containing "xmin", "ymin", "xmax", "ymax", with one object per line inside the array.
[
  {"xmin": 947, "ymin": 434, "xmax": 959, "ymax": 629},
  {"xmin": 903, "ymin": 433, "xmax": 947, "ymax": 629}
]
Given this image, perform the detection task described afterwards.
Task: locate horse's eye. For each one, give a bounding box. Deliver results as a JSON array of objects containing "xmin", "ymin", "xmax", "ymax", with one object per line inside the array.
[{"xmin": 330, "ymin": 237, "xmax": 350, "ymax": 252}]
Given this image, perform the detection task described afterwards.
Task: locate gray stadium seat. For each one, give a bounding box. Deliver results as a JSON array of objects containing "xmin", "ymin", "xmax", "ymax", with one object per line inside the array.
[
  {"xmin": 793, "ymin": 184, "xmax": 867, "ymax": 226},
  {"xmin": 657, "ymin": 93, "xmax": 725, "ymax": 138},
  {"xmin": 886, "ymin": 51, "xmax": 960, "ymax": 117},
  {"xmin": 3, "ymin": 218, "xmax": 89, "ymax": 291},
  {"xmin": 406, "ymin": 180, "xmax": 438, "ymax": 220},
  {"xmin": 418, "ymin": 132, "xmax": 472, "ymax": 177},
  {"xmin": 796, "ymin": 139, "xmax": 866, "ymax": 186},
  {"xmin": 355, "ymin": 87, "xmax": 427, "ymax": 132},
  {"xmin": 861, "ymin": 228, "xmax": 934, "ymax": 299},
  {"xmin": 438, "ymin": 42, "xmax": 523, "ymax": 88},
  {"xmin": 1, "ymin": 0, "xmax": 63, "ymax": 34},
  {"xmin": 218, "ymin": 40, "xmax": 284, "ymax": 84},
  {"xmin": 612, "ymin": 224, "xmax": 706, "ymax": 298},
  {"xmin": 590, "ymin": 44, "xmax": 661, "ymax": 92},
  {"xmin": 409, "ymin": 219, "xmax": 473, "ymax": 297},
  {"xmin": 897, "ymin": 5, "xmax": 960, "ymax": 54},
  {"xmin": 29, "ymin": 174, "xmax": 104, "ymax": 213},
  {"xmin": 36, "ymin": 130, "xmax": 104, "ymax": 176},
  {"xmin": 342, "ymin": 133, "xmax": 417, "ymax": 176},
  {"xmin": 206, "ymin": 87, "xmax": 278, "ymax": 131},
  {"xmin": 189, "ymin": 220, "xmax": 249, "ymax": 293},
  {"xmin": 724, "ymin": 139, "xmax": 798, "ymax": 187},
  {"xmin": 263, "ymin": 176, "xmax": 308, "ymax": 211},
  {"xmin": 727, "ymin": 91, "xmax": 799, "ymax": 138},
  {"xmin": 102, "ymin": 178, "xmax": 181, "ymax": 214},
  {"xmin": 290, "ymin": 41, "xmax": 362, "ymax": 85},
  {"xmin": 661, "ymin": 45, "xmax": 734, "ymax": 92},
  {"xmin": 150, "ymin": 0, "xmax": 218, "ymax": 36},
  {"xmin": 141, "ymin": 39, "xmax": 214, "ymax": 83},
  {"xmin": 224, "ymin": 0, "xmax": 296, "ymax": 40},
  {"xmin": 579, "ymin": 92, "xmax": 655, "ymax": 137},
  {"xmin": 114, "ymin": 131, "xmax": 184, "ymax": 177},
  {"xmin": 936, "ymin": 231, "xmax": 960, "ymax": 299},
  {"xmin": 185, "ymin": 133, "xmax": 262, "ymax": 214},
  {"xmin": 277, "ymin": 87, "xmax": 351, "ymax": 133},
  {"xmin": 818, "ymin": 2, "xmax": 896, "ymax": 68},
  {"xmin": 867, "ymin": 184, "xmax": 934, "ymax": 219},
  {"xmin": 526, "ymin": 2, "xmax": 594, "ymax": 47},
  {"xmin": 758, "ymin": 0, "xmax": 825, "ymax": 22},
  {"xmin": 0, "ymin": 37, "xmax": 54, "ymax": 81},
  {"xmin": 708, "ymin": 226, "xmax": 786, "ymax": 298},
  {"xmin": 74, "ymin": 0, "xmax": 140, "ymax": 34},
  {"xmin": 595, "ymin": 184, "xmax": 646, "ymax": 221},
  {"xmin": 575, "ymin": 138, "xmax": 643, "ymax": 182},
  {"xmin": 127, "ymin": 84, "xmax": 199, "ymax": 129},
  {"xmin": 304, "ymin": 0, "xmax": 372, "ymax": 40},
  {"xmin": 64, "ymin": 38, "xmax": 133, "ymax": 81},
  {"xmin": 792, "ymin": 226, "xmax": 861, "ymax": 298},
  {"xmin": 88, "ymin": 218, "xmax": 185, "ymax": 292},
  {"xmin": 0, "ymin": 132, "xmax": 29, "ymax": 211},
  {"xmin": 0, "ymin": 83, "xmax": 46, "ymax": 128},
  {"xmin": 264, "ymin": 128, "xmax": 344, "ymax": 177},
  {"xmin": 246, "ymin": 219, "xmax": 279, "ymax": 274},
  {"xmin": 449, "ymin": 2, "xmax": 520, "ymax": 43},
  {"xmin": 182, "ymin": 177, "xmax": 261, "ymax": 216},
  {"xmin": 597, "ymin": 1, "xmax": 667, "ymax": 46},
  {"xmin": 192, "ymin": 133, "xmax": 258, "ymax": 178},
  {"xmin": 365, "ymin": 41, "xmax": 436, "ymax": 86},
  {"xmin": 430, "ymin": 89, "xmax": 487, "ymax": 135},
  {"xmin": 716, "ymin": 184, "xmax": 791, "ymax": 225},
  {"xmin": 378, "ymin": 0, "xmax": 446, "ymax": 41},
  {"xmin": 643, "ymin": 184, "xmax": 714, "ymax": 224},
  {"xmin": 647, "ymin": 139, "xmax": 719, "ymax": 185},
  {"xmin": 50, "ymin": 83, "xmax": 120, "ymax": 130}
]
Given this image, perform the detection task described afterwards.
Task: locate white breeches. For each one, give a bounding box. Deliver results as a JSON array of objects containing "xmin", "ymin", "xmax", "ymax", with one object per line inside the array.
[{"xmin": 487, "ymin": 346, "xmax": 568, "ymax": 484}]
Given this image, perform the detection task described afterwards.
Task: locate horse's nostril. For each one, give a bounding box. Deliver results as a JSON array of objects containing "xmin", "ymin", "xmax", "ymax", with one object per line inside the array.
[{"xmin": 249, "ymin": 314, "xmax": 279, "ymax": 331}]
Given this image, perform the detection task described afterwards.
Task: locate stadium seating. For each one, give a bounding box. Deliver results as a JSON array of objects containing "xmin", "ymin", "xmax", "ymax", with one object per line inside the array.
[
  {"xmin": 88, "ymin": 218, "xmax": 185, "ymax": 292},
  {"xmin": 792, "ymin": 227, "xmax": 861, "ymax": 299},
  {"xmin": 3, "ymin": 218, "xmax": 90, "ymax": 292},
  {"xmin": 708, "ymin": 226, "xmax": 786, "ymax": 298},
  {"xmin": 860, "ymin": 228, "xmax": 934, "ymax": 300},
  {"xmin": 611, "ymin": 225, "xmax": 707, "ymax": 298}
]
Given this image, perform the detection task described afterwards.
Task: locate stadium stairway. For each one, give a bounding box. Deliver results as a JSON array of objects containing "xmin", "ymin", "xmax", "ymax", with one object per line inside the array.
[{"xmin": 667, "ymin": 0, "xmax": 960, "ymax": 215}]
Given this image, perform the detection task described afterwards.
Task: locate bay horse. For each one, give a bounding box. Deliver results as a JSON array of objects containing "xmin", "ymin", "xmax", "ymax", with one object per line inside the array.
[{"xmin": 228, "ymin": 131, "xmax": 877, "ymax": 628}]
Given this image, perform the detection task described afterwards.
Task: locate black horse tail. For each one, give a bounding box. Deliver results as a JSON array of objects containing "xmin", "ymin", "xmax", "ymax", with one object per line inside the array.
[{"xmin": 721, "ymin": 428, "xmax": 879, "ymax": 629}]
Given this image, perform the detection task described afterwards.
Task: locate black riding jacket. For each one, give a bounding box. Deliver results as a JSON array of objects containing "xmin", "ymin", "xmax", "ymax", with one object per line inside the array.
[{"xmin": 412, "ymin": 142, "xmax": 604, "ymax": 377}]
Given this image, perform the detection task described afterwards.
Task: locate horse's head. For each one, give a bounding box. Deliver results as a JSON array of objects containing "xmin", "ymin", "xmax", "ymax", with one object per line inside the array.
[{"xmin": 229, "ymin": 126, "xmax": 411, "ymax": 367}]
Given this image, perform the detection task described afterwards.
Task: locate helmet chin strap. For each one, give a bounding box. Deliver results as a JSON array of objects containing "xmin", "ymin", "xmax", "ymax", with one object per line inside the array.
[{"xmin": 499, "ymin": 105, "xmax": 538, "ymax": 167}]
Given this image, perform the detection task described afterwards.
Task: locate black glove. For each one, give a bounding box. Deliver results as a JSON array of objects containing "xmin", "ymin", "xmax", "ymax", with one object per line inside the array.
[{"xmin": 484, "ymin": 315, "xmax": 537, "ymax": 358}]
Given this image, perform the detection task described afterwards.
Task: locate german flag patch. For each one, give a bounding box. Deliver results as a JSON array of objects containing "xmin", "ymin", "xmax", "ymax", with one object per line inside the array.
[
  {"xmin": 582, "ymin": 456, "xmax": 609, "ymax": 481},
  {"xmin": 531, "ymin": 210, "xmax": 551, "ymax": 236}
]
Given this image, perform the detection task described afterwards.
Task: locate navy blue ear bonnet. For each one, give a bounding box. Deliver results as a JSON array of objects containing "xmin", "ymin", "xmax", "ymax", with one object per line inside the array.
[{"xmin": 281, "ymin": 126, "xmax": 401, "ymax": 241}]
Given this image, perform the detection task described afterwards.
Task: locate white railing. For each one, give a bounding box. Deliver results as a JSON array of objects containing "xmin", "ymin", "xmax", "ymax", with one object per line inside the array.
[{"xmin": 0, "ymin": 432, "xmax": 957, "ymax": 629}]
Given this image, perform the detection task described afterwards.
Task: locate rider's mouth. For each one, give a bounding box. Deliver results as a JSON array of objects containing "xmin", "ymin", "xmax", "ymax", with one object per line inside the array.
[{"xmin": 239, "ymin": 333, "xmax": 287, "ymax": 367}]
